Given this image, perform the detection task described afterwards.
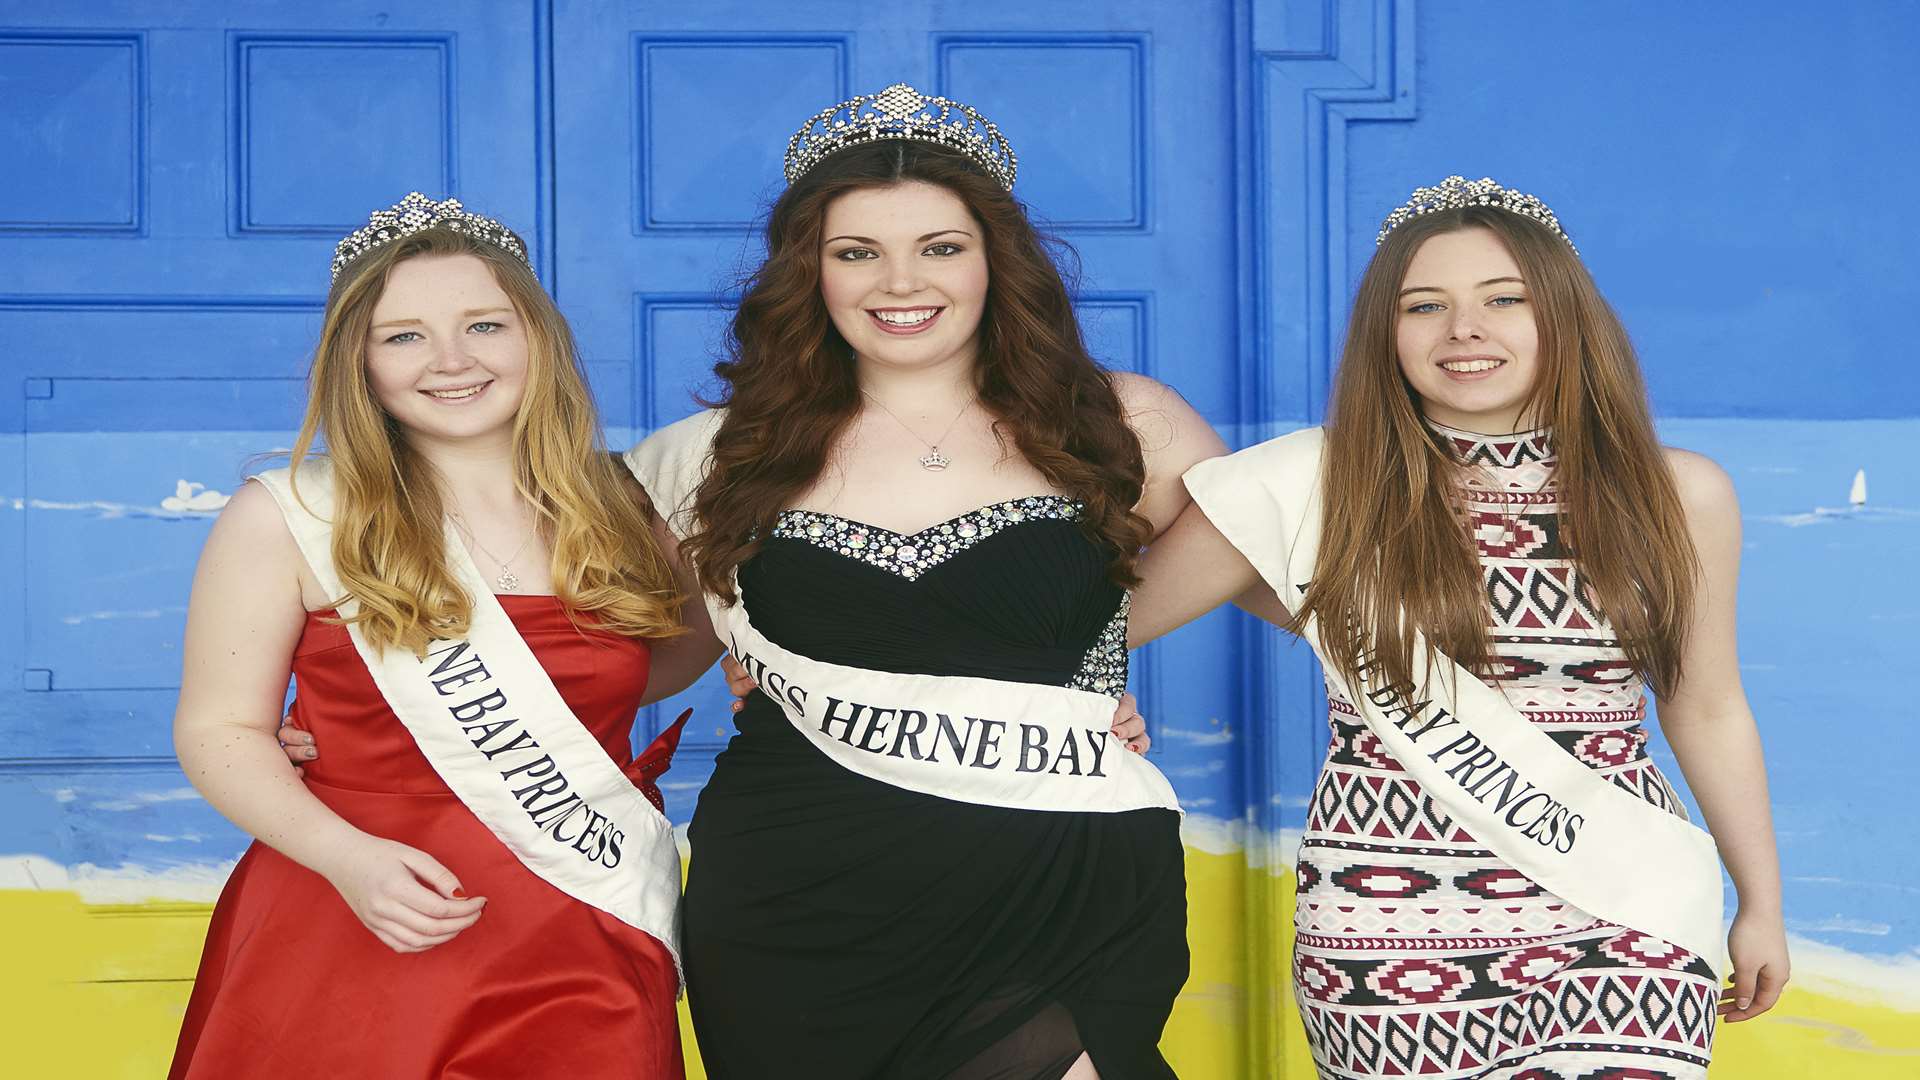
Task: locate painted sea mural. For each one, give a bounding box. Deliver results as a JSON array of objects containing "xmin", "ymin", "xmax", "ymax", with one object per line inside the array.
[{"xmin": 3, "ymin": 1, "xmax": 1916, "ymax": 1074}]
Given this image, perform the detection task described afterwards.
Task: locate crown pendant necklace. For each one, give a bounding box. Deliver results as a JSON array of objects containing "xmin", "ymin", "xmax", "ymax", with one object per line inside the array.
[
  {"xmin": 449, "ymin": 508, "xmax": 536, "ymax": 593},
  {"xmin": 861, "ymin": 388, "xmax": 973, "ymax": 472}
]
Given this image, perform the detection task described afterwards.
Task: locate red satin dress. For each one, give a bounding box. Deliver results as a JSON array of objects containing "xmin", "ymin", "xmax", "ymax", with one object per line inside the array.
[{"xmin": 170, "ymin": 596, "xmax": 685, "ymax": 1080}]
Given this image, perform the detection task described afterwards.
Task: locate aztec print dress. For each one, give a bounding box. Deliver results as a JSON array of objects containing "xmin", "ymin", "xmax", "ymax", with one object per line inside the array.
[{"xmin": 1291, "ymin": 424, "xmax": 1721, "ymax": 1079}]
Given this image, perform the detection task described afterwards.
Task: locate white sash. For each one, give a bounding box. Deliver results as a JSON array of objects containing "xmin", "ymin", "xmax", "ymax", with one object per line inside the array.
[
  {"xmin": 627, "ymin": 411, "xmax": 1181, "ymax": 815},
  {"xmin": 254, "ymin": 463, "xmax": 683, "ymax": 979},
  {"xmin": 1183, "ymin": 428, "xmax": 1728, "ymax": 976}
]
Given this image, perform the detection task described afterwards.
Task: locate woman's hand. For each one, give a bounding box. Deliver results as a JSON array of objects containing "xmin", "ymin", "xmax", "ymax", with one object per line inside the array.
[
  {"xmin": 279, "ymin": 715, "xmax": 316, "ymax": 774},
  {"xmin": 723, "ymin": 653, "xmax": 757, "ymax": 712},
  {"xmin": 320, "ymin": 834, "xmax": 487, "ymax": 954},
  {"xmin": 1719, "ymin": 906, "xmax": 1790, "ymax": 1021},
  {"xmin": 1111, "ymin": 692, "xmax": 1149, "ymax": 754}
]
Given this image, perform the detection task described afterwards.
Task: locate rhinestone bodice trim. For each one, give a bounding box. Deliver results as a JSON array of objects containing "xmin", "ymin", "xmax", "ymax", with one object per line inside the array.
[
  {"xmin": 772, "ymin": 496, "xmax": 1085, "ymax": 582},
  {"xmin": 769, "ymin": 495, "xmax": 1130, "ymax": 699}
]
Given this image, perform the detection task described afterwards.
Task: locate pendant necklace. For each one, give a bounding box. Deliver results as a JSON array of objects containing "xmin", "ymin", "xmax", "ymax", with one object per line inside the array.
[
  {"xmin": 450, "ymin": 509, "xmax": 535, "ymax": 592},
  {"xmin": 860, "ymin": 389, "xmax": 974, "ymax": 472}
]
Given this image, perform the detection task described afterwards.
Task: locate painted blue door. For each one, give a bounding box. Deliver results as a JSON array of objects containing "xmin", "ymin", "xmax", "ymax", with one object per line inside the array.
[{"xmin": 0, "ymin": 0, "xmax": 541, "ymax": 910}]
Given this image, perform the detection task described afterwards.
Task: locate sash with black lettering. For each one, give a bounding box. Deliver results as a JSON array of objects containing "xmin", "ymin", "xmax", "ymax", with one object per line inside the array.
[
  {"xmin": 627, "ymin": 411, "xmax": 1181, "ymax": 815},
  {"xmin": 1182, "ymin": 428, "xmax": 1727, "ymax": 976},
  {"xmin": 253, "ymin": 464, "xmax": 683, "ymax": 979}
]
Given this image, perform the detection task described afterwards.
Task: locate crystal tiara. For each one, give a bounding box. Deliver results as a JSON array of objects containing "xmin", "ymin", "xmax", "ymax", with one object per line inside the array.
[
  {"xmin": 1376, "ymin": 175, "xmax": 1576, "ymax": 252},
  {"xmin": 330, "ymin": 192, "xmax": 532, "ymax": 281},
  {"xmin": 783, "ymin": 83, "xmax": 1018, "ymax": 192}
]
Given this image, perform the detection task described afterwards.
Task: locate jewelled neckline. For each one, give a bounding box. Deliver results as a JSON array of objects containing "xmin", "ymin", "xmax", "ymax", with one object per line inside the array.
[{"xmin": 771, "ymin": 495, "xmax": 1084, "ymax": 581}]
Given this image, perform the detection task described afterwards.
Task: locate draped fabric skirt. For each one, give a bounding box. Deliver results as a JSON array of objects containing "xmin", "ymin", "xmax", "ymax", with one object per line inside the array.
[{"xmin": 684, "ymin": 704, "xmax": 1188, "ymax": 1080}]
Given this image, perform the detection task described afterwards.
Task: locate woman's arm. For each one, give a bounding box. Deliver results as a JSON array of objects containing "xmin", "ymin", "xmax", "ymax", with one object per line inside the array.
[
  {"xmin": 1127, "ymin": 498, "xmax": 1272, "ymax": 648},
  {"xmin": 637, "ymin": 508, "xmax": 725, "ymax": 707},
  {"xmin": 1109, "ymin": 378, "xmax": 1294, "ymax": 647},
  {"xmin": 1111, "ymin": 372, "xmax": 1228, "ymax": 538},
  {"xmin": 177, "ymin": 482, "xmax": 486, "ymax": 952},
  {"xmin": 1654, "ymin": 449, "xmax": 1789, "ymax": 1021}
]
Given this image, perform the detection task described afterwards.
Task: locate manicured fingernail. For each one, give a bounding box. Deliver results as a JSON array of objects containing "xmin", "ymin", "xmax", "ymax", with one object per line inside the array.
[
  {"xmin": 1738, "ymin": 998, "xmax": 1750, "ymax": 1009},
  {"xmin": 452, "ymin": 889, "xmax": 467, "ymax": 899},
  {"xmin": 305, "ymin": 748, "xmax": 319, "ymax": 759}
]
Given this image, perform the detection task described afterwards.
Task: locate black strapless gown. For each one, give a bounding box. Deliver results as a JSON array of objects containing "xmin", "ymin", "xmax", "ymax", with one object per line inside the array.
[{"xmin": 683, "ymin": 497, "xmax": 1188, "ymax": 1080}]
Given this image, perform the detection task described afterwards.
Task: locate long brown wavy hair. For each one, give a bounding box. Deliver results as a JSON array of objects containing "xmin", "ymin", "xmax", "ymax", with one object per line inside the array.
[
  {"xmin": 681, "ymin": 139, "xmax": 1150, "ymax": 601},
  {"xmin": 289, "ymin": 225, "xmax": 684, "ymax": 655},
  {"xmin": 1296, "ymin": 207, "xmax": 1698, "ymax": 697}
]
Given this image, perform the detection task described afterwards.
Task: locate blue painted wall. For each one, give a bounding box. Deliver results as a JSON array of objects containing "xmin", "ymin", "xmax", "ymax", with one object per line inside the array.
[{"xmin": 2, "ymin": 0, "xmax": 1916, "ymax": 1071}]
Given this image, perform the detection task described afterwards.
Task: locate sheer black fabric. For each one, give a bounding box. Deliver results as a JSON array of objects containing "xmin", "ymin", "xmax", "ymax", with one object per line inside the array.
[{"xmin": 683, "ymin": 509, "xmax": 1188, "ymax": 1079}]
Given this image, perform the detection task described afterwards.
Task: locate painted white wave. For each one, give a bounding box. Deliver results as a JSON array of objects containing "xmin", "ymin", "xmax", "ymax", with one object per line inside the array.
[
  {"xmin": 1159, "ymin": 724, "xmax": 1236, "ymax": 747},
  {"xmin": 1789, "ymin": 875, "xmax": 1920, "ymax": 897},
  {"xmin": 1788, "ymin": 916, "xmax": 1894, "ymax": 937},
  {"xmin": 3, "ymin": 481, "xmax": 230, "ymax": 520},
  {"xmin": 0, "ymin": 854, "xmax": 235, "ymax": 903},
  {"xmin": 7, "ymin": 497, "xmax": 216, "ymax": 520},
  {"xmin": 61, "ymin": 605, "xmax": 187, "ymax": 625},
  {"xmin": 1755, "ymin": 506, "xmax": 1920, "ymax": 528},
  {"xmin": 87, "ymin": 787, "xmax": 203, "ymax": 813},
  {"xmin": 1788, "ymin": 935, "xmax": 1920, "ymax": 1011},
  {"xmin": 1179, "ymin": 811, "xmax": 1303, "ymax": 871}
]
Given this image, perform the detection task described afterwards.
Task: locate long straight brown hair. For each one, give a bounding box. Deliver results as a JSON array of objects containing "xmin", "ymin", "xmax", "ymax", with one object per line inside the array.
[
  {"xmin": 290, "ymin": 226, "xmax": 684, "ymax": 655},
  {"xmin": 680, "ymin": 139, "xmax": 1150, "ymax": 601},
  {"xmin": 1296, "ymin": 206, "xmax": 1698, "ymax": 697}
]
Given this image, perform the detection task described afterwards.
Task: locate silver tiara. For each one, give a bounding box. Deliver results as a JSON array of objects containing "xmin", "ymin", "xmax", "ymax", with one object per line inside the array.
[
  {"xmin": 330, "ymin": 192, "xmax": 532, "ymax": 281},
  {"xmin": 1376, "ymin": 175, "xmax": 1576, "ymax": 253},
  {"xmin": 783, "ymin": 83, "xmax": 1018, "ymax": 191}
]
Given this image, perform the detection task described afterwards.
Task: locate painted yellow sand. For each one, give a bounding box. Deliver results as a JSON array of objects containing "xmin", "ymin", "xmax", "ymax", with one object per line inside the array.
[{"xmin": 7, "ymin": 848, "xmax": 1917, "ymax": 1076}]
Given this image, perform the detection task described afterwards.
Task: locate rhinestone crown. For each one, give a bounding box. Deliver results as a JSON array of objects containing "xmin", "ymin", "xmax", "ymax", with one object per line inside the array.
[
  {"xmin": 330, "ymin": 192, "xmax": 532, "ymax": 281},
  {"xmin": 1376, "ymin": 175, "xmax": 1575, "ymax": 253},
  {"xmin": 783, "ymin": 83, "xmax": 1018, "ymax": 191}
]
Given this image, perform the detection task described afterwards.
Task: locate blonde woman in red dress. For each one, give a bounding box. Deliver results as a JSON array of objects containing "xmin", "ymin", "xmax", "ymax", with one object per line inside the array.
[{"xmin": 169, "ymin": 196, "xmax": 705, "ymax": 1079}]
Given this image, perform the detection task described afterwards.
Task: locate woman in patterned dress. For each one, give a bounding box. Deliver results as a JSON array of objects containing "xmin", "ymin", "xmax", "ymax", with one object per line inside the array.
[{"xmin": 1129, "ymin": 178, "xmax": 1789, "ymax": 1078}]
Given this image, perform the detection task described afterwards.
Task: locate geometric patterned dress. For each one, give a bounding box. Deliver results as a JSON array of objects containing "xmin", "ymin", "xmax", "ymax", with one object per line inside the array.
[{"xmin": 1291, "ymin": 424, "xmax": 1721, "ymax": 1079}]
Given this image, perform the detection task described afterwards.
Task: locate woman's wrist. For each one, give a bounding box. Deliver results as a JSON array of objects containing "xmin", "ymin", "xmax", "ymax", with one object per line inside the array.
[
  {"xmin": 293, "ymin": 820, "xmax": 373, "ymax": 882},
  {"xmin": 1731, "ymin": 891, "xmax": 1783, "ymax": 919}
]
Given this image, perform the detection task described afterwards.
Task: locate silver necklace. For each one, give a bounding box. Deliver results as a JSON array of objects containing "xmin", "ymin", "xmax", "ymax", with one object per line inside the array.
[
  {"xmin": 860, "ymin": 389, "xmax": 973, "ymax": 472},
  {"xmin": 449, "ymin": 509, "xmax": 535, "ymax": 592}
]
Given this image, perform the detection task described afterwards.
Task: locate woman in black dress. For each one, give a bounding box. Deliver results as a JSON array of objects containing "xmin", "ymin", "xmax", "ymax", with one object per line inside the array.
[{"xmin": 630, "ymin": 85, "xmax": 1223, "ymax": 1079}]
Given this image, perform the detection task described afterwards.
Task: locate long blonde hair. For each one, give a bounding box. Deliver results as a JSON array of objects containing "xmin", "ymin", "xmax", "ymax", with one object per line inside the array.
[
  {"xmin": 289, "ymin": 226, "xmax": 684, "ymax": 655},
  {"xmin": 1296, "ymin": 207, "xmax": 1698, "ymax": 697}
]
